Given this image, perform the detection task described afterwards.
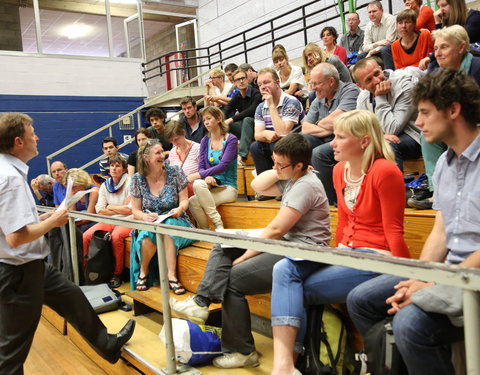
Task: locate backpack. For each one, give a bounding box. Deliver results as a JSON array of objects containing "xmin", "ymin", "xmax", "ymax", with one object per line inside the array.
[
  {"xmin": 358, "ymin": 317, "xmax": 408, "ymax": 375},
  {"xmin": 85, "ymin": 230, "xmax": 114, "ymax": 285},
  {"xmin": 297, "ymin": 305, "xmax": 347, "ymax": 375}
]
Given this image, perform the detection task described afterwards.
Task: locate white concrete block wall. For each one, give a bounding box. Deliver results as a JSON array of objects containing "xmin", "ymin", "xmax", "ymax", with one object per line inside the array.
[
  {"xmin": 0, "ymin": 53, "xmax": 148, "ymax": 97},
  {"xmin": 196, "ymin": 0, "xmax": 411, "ymax": 72}
]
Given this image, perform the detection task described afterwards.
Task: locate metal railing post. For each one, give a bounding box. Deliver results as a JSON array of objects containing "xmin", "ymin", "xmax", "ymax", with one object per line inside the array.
[
  {"xmin": 68, "ymin": 216, "xmax": 80, "ymax": 286},
  {"xmin": 156, "ymin": 233, "xmax": 177, "ymax": 375},
  {"xmin": 302, "ymin": 7, "xmax": 308, "ymax": 46},
  {"xmin": 243, "ymin": 32, "xmax": 248, "ymax": 62},
  {"xmin": 463, "ymin": 290, "xmax": 480, "ymax": 375}
]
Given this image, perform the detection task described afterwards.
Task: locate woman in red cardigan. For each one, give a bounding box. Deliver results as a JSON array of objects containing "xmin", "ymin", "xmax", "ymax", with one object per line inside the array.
[{"xmin": 270, "ymin": 109, "xmax": 410, "ymax": 375}]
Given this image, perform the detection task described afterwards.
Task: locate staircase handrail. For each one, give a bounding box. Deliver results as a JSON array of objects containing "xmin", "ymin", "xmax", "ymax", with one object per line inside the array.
[{"xmin": 45, "ymin": 65, "xmax": 217, "ymax": 174}]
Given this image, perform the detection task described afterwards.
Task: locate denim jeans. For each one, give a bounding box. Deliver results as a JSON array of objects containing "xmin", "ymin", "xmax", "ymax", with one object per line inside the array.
[
  {"xmin": 250, "ymin": 140, "xmax": 276, "ymax": 175},
  {"xmin": 229, "ymin": 117, "xmax": 254, "ymax": 159},
  {"xmin": 302, "ymin": 134, "xmax": 334, "ymax": 150},
  {"xmin": 311, "ymin": 142, "xmax": 337, "ymax": 205},
  {"xmin": 270, "ymin": 249, "xmax": 379, "ymax": 352},
  {"xmin": 196, "ymin": 245, "xmax": 282, "ymax": 353},
  {"xmin": 357, "ymin": 45, "xmax": 395, "ymax": 70},
  {"xmin": 347, "ymin": 274, "xmax": 464, "ymax": 375},
  {"xmin": 389, "ymin": 132, "xmax": 422, "ymax": 172}
]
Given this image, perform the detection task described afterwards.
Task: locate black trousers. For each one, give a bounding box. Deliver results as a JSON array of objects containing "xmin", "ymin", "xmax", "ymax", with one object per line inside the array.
[{"xmin": 0, "ymin": 260, "xmax": 109, "ymax": 374}]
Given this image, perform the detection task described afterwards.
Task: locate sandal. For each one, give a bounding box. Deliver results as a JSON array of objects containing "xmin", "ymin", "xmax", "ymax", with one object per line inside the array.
[
  {"xmin": 136, "ymin": 275, "xmax": 149, "ymax": 291},
  {"xmin": 169, "ymin": 279, "xmax": 186, "ymax": 295}
]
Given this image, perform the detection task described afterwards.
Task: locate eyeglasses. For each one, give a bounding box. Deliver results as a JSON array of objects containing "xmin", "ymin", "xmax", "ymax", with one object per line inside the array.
[
  {"xmin": 143, "ymin": 139, "xmax": 161, "ymax": 154},
  {"xmin": 308, "ymin": 78, "xmax": 330, "ymax": 89},
  {"xmin": 271, "ymin": 157, "xmax": 293, "ymax": 170},
  {"xmin": 347, "ymin": 18, "xmax": 359, "ymax": 22},
  {"xmin": 233, "ymin": 76, "xmax": 247, "ymax": 83}
]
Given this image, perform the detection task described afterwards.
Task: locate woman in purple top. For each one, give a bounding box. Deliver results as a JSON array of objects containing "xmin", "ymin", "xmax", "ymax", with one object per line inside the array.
[{"xmin": 188, "ymin": 106, "xmax": 238, "ymax": 230}]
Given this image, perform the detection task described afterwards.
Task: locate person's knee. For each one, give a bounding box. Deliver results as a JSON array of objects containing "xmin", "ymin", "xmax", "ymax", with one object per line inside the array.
[
  {"xmin": 272, "ymin": 258, "xmax": 296, "ymax": 282},
  {"xmin": 250, "ymin": 141, "xmax": 261, "ymax": 155},
  {"xmin": 392, "ymin": 305, "xmax": 425, "ymax": 345}
]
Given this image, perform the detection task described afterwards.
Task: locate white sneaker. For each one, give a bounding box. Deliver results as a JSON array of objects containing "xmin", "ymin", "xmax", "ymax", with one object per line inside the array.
[
  {"xmin": 212, "ymin": 351, "xmax": 259, "ymax": 368},
  {"xmin": 169, "ymin": 296, "xmax": 209, "ymax": 325},
  {"xmin": 237, "ymin": 155, "xmax": 246, "ymax": 167}
]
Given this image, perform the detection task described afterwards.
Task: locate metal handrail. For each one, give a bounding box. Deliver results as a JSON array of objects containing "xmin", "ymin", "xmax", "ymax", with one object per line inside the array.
[
  {"xmin": 38, "ymin": 207, "xmax": 480, "ymax": 375},
  {"xmin": 142, "ymin": 0, "xmax": 377, "ymax": 80},
  {"xmin": 44, "ymin": 65, "xmax": 217, "ymax": 174}
]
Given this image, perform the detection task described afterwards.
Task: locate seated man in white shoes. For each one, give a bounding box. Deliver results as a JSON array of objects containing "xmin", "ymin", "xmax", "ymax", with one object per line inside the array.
[{"xmin": 170, "ymin": 133, "xmax": 330, "ymax": 369}]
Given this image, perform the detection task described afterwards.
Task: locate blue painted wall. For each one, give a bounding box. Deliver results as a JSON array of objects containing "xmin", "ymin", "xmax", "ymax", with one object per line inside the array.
[{"xmin": 0, "ymin": 94, "xmax": 147, "ymax": 182}]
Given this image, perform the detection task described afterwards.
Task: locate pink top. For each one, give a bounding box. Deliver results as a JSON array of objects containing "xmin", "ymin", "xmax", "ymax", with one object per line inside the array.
[{"xmin": 168, "ymin": 141, "xmax": 200, "ymax": 176}]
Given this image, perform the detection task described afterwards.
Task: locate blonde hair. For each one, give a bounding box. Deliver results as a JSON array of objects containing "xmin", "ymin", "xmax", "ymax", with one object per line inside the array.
[
  {"xmin": 432, "ymin": 25, "xmax": 470, "ymax": 49},
  {"xmin": 209, "ymin": 67, "xmax": 225, "ymax": 79},
  {"xmin": 302, "ymin": 42, "xmax": 329, "ymax": 72},
  {"xmin": 333, "ymin": 110, "xmax": 395, "ymax": 173},
  {"xmin": 64, "ymin": 168, "xmax": 92, "ymax": 188},
  {"xmin": 137, "ymin": 139, "xmax": 162, "ymax": 177},
  {"xmin": 200, "ymin": 106, "xmax": 229, "ymax": 135}
]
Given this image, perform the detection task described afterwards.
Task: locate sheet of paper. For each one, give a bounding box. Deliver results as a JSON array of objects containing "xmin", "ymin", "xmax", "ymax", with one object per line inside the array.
[
  {"xmin": 153, "ymin": 211, "xmax": 175, "ymax": 224},
  {"xmin": 215, "ymin": 228, "xmax": 264, "ymax": 248}
]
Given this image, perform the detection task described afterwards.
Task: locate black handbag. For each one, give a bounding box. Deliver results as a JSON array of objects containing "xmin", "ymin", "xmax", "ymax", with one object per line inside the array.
[{"xmin": 85, "ymin": 230, "xmax": 114, "ymax": 285}]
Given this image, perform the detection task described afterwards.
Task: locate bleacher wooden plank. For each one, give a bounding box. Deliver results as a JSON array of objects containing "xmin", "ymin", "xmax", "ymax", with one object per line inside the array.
[
  {"xmin": 237, "ymin": 166, "xmax": 246, "ymax": 195},
  {"xmin": 42, "ymin": 305, "xmax": 67, "ymax": 335},
  {"xmin": 244, "ymin": 166, "xmax": 255, "ymax": 196},
  {"xmin": 404, "ymin": 157, "xmax": 425, "ymax": 175}
]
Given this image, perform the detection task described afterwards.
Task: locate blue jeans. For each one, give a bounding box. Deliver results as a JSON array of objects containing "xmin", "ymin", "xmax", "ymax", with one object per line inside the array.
[
  {"xmin": 270, "ymin": 249, "xmax": 379, "ymax": 352},
  {"xmin": 357, "ymin": 45, "xmax": 395, "ymax": 70},
  {"xmin": 347, "ymin": 274, "xmax": 464, "ymax": 375},
  {"xmin": 389, "ymin": 132, "xmax": 422, "ymax": 172},
  {"xmin": 250, "ymin": 141, "xmax": 276, "ymax": 174},
  {"xmin": 311, "ymin": 142, "xmax": 337, "ymax": 205}
]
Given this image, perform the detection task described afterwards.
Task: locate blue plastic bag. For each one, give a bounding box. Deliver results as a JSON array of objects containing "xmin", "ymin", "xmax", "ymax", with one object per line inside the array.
[{"xmin": 160, "ymin": 318, "xmax": 222, "ymax": 366}]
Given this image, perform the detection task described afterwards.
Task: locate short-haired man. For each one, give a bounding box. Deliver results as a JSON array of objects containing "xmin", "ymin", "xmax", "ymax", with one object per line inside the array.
[
  {"xmin": 339, "ymin": 12, "xmax": 365, "ymax": 55},
  {"xmin": 223, "ymin": 69, "xmax": 263, "ymax": 165},
  {"xmin": 51, "ymin": 160, "xmax": 69, "ymax": 206},
  {"xmin": 304, "ymin": 63, "xmax": 360, "ymax": 204},
  {"xmin": 0, "ymin": 113, "xmax": 135, "ymax": 373},
  {"xmin": 99, "ymin": 136, "xmax": 128, "ymax": 177},
  {"xmin": 239, "ymin": 63, "xmax": 258, "ymax": 89},
  {"xmin": 30, "ymin": 174, "xmax": 55, "ymax": 207},
  {"xmin": 180, "ymin": 96, "xmax": 208, "ymax": 144},
  {"xmin": 347, "ymin": 69, "xmax": 480, "ymax": 375},
  {"xmin": 250, "ymin": 68, "xmax": 304, "ymax": 197},
  {"xmin": 353, "ymin": 57, "xmax": 421, "ymax": 169},
  {"xmin": 359, "ymin": 1, "xmax": 397, "ymax": 70},
  {"xmin": 145, "ymin": 107, "xmax": 172, "ymax": 153}
]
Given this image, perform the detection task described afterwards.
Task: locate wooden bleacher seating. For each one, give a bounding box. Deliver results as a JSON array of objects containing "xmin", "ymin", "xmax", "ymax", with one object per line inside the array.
[{"xmin": 125, "ymin": 199, "xmax": 435, "ymax": 323}]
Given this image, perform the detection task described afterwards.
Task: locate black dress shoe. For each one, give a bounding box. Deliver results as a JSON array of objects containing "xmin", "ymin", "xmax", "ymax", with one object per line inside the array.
[{"xmin": 101, "ymin": 319, "xmax": 136, "ymax": 363}]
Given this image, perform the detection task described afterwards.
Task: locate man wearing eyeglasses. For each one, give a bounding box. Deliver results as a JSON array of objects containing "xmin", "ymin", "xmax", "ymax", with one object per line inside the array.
[
  {"xmin": 306, "ymin": 63, "xmax": 359, "ymax": 205},
  {"xmin": 339, "ymin": 12, "xmax": 365, "ymax": 55},
  {"xmin": 223, "ymin": 69, "xmax": 263, "ymax": 166}
]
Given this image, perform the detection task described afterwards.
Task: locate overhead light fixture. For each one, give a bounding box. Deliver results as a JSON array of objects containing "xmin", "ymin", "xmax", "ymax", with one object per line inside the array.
[{"xmin": 61, "ymin": 23, "xmax": 92, "ymax": 40}]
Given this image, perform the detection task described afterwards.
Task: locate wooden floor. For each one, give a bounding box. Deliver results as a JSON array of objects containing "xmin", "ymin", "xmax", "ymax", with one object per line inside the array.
[{"xmin": 25, "ymin": 318, "xmax": 107, "ymax": 375}]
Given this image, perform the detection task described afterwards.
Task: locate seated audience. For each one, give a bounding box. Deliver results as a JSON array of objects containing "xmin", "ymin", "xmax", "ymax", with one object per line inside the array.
[
  {"xmin": 188, "ymin": 106, "xmax": 238, "ymax": 229},
  {"xmin": 272, "ymin": 45, "xmax": 309, "ymax": 103},
  {"xmin": 223, "ymin": 69, "xmax": 263, "ymax": 165},
  {"xmin": 409, "ymin": 24, "xmax": 480, "ymax": 209},
  {"xmin": 339, "ymin": 12, "xmax": 365, "ymax": 55},
  {"xmin": 31, "ymin": 174, "xmax": 55, "ymax": 207},
  {"xmin": 250, "ymin": 68, "xmax": 304, "ymax": 200},
  {"xmin": 130, "ymin": 139, "xmax": 195, "ymax": 293},
  {"xmin": 127, "ymin": 128, "xmax": 151, "ymax": 176},
  {"xmin": 347, "ymin": 69, "xmax": 480, "ymax": 375},
  {"xmin": 65, "ymin": 168, "xmax": 100, "ymax": 232},
  {"xmin": 164, "ymin": 120, "xmax": 200, "ymax": 196},
  {"xmin": 82, "ymin": 155, "xmax": 132, "ymax": 288},
  {"xmin": 303, "ymin": 42, "xmax": 352, "ymax": 83},
  {"xmin": 322, "ymin": 26, "xmax": 348, "ymax": 64},
  {"xmin": 271, "ymin": 109, "xmax": 410, "ymax": 375},
  {"xmin": 99, "ymin": 137, "xmax": 128, "ymax": 177},
  {"xmin": 392, "ymin": 9, "xmax": 433, "ymax": 69},
  {"xmin": 145, "ymin": 108, "xmax": 172, "ymax": 154},
  {"xmin": 305, "ymin": 63, "xmax": 360, "ymax": 205},
  {"xmin": 51, "ymin": 160, "xmax": 68, "ymax": 206},
  {"xmin": 171, "ymin": 133, "xmax": 331, "ymax": 369},
  {"xmin": 204, "ymin": 68, "xmax": 233, "ymax": 107},
  {"xmin": 180, "ymin": 96, "xmax": 208, "ymax": 144},
  {"xmin": 404, "ymin": 0, "xmax": 435, "ymax": 30},
  {"xmin": 359, "ymin": 0, "xmax": 397, "ymax": 70},
  {"xmin": 353, "ymin": 58, "xmax": 421, "ymax": 171}
]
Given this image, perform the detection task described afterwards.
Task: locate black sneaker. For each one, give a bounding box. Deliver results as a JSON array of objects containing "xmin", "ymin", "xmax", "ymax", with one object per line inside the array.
[
  {"xmin": 410, "ymin": 188, "xmax": 433, "ymax": 202},
  {"xmin": 254, "ymin": 193, "xmax": 274, "ymax": 201},
  {"xmin": 108, "ymin": 275, "xmax": 122, "ymax": 289}
]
